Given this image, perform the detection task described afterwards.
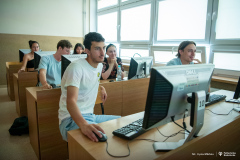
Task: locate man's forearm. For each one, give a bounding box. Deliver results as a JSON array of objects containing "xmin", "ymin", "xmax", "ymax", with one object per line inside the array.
[{"xmin": 67, "ymin": 101, "xmax": 88, "ymax": 129}]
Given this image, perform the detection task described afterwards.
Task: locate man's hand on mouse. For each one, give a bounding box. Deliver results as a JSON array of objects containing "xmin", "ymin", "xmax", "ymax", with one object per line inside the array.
[{"xmin": 80, "ymin": 123, "xmax": 105, "ymax": 142}]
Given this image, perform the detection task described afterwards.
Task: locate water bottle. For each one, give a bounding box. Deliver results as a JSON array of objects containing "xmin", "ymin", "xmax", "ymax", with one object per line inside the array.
[{"xmin": 117, "ymin": 65, "xmax": 122, "ymax": 81}]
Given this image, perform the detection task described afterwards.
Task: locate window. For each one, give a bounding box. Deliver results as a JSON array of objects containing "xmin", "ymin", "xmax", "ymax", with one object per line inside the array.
[
  {"xmin": 121, "ymin": 3, "xmax": 151, "ymax": 42},
  {"xmin": 210, "ymin": 46, "xmax": 240, "ymax": 78},
  {"xmin": 211, "ymin": 0, "xmax": 240, "ymax": 44},
  {"xmin": 97, "ymin": 0, "xmax": 118, "ymax": 10},
  {"xmin": 156, "ymin": 0, "xmax": 209, "ymax": 43},
  {"xmin": 120, "ymin": 48, "xmax": 149, "ymax": 61},
  {"xmin": 96, "ymin": 0, "xmax": 240, "ymax": 79},
  {"xmin": 98, "ymin": 12, "xmax": 118, "ymax": 42}
]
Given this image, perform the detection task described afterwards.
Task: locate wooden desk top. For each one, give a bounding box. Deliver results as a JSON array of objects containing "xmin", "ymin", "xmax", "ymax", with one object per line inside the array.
[
  {"xmin": 26, "ymin": 87, "xmax": 43, "ymax": 100},
  {"xmin": 68, "ymin": 90, "xmax": 240, "ymax": 160},
  {"xmin": 26, "ymin": 87, "xmax": 60, "ymax": 100},
  {"xmin": 212, "ymin": 76, "xmax": 238, "ymax": 85},
  {"xmin": 6, "ymin": 61, "xmax": 22, "ymax": 68}
]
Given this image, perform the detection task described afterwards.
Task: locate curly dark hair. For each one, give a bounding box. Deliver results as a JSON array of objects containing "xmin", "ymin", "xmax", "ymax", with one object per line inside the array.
[{"xmin": 83, "ymin": 32, "xmax": 105, "ymax": 50}]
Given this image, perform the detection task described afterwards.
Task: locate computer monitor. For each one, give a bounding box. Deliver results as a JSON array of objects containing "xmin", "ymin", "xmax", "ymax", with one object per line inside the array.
[
  {"xmin": 19, "ymin": 49, "xmax": 31, "ymax": 62},
  {"xmin": 142, "ymin": 64, "xmax": 214, "ymax": 151},
  {"xmin": 128, "ymin": 56, "xmax": 153, "ymax": 80},
  {"xmin": 233, "ymin": 76, "xmax": 240, "ymax": 99},
  {"xmin": 34, "ymin": 51, "xmax": 55, "ymax": 69},
  {"xmin": 61, "ymin": 54, "xmax": 87, "ymax": 78}
]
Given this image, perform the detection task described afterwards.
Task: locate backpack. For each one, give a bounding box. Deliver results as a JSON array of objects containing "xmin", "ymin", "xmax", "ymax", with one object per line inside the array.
[{"xmin": 9, "ymin": 116, "xmax": 29, "ymax": 136}]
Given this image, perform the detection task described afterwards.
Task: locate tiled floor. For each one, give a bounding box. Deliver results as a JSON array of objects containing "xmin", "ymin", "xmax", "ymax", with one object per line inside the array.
[{"xmin": 0, "ymin": 87, "xmax": 37, "ymax": 160}]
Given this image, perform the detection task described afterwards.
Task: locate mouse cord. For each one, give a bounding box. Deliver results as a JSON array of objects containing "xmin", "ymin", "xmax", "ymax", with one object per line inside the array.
[
  {"xmin": 105, "ymin": 138, "xmax": 158, "ymax": 158},
  {"xmin": 156, "ymin": 128, "xmax": 187, "ymax": 142},
  {"xmin": 106, "ymin": 140, "xmax": 130, "ymax": 158},
  {"xmin": 205, "ymin": 108, "xmax": 234, "ymax": 115}
]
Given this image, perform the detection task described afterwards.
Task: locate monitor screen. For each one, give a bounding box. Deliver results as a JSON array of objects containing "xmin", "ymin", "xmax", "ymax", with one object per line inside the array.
[
  {"xmin": 19, "ymin": 49, "xmax": 31, "ymax": 62},
  {"xmin": 61, "ymin": 54, "xmax": 87, "ymax": 78},
  {"xmin": 142, "ymin": 64, "xmax": 214, "ymax": 130},
  {"xmin": 233, "ymin": 76, "xmax": 240, "ymax": 99},
  {"xmin": 128, "ymin": 56, "xmax": 153, "ymax": 80},
  {"xmin": 34, "ymin": 51, "xmax": 55, "ymax": 69}
]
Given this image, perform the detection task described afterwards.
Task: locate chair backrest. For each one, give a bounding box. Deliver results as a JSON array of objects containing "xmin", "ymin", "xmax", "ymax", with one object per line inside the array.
[
  {"xmin": 95, "ymin": 87, "xmax": 104, "ymax": 114},
  {"xmin": 95, "ymin": 87, "xmax": 103, "ymax": 105}
]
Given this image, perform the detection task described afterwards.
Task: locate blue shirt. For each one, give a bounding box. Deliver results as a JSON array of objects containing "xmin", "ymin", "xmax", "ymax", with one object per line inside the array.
[
  {"xmin": 166, "ymin": 57, "xmax": 194, "ymax": 66},
  {"xmin": 38, "ymin": 54, "xmax": 61, "ymax": 85}
]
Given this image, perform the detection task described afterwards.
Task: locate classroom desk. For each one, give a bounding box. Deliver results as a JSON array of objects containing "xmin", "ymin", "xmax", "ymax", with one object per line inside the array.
[
  {"xmin": 13, "ymin": 72, "xmax": 38, "ymax": 116},
  {"xmin": 122, "ymin": 78, "xmax": 149, "ymax": 116},
  {"xmin": 26, "ymin": 87, "xmax": 68, "ymax": 160},
  {"xmin": 25, "ymin": 77, "xmax": 149, "ymax": 159},
  {"xmin": 97, "ymin": 77, "xmax": 149, "ymax": 116},
  {"xmin": 211, "ymin": 76, "xmax": 238, "ymax": 91},
  {"xmin": 68, "ymin": 90, "xmax": 240, "ymax": 160},
  {"xmin": 6, "ymin": 62, "xmax": 22, "ymax": 101}
]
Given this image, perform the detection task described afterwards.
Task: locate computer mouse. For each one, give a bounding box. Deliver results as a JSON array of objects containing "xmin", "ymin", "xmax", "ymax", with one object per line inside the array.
[
  {"xmin": 50, "ymin": 84, "xmax": 56, "ymax": 88},
  {"xmin": 93, "ymin": 131, "xmax": 107, "ymax": 142},
  {"xmin": 109, "ymin": 80, "xmax": 114, "ymax": 82}
]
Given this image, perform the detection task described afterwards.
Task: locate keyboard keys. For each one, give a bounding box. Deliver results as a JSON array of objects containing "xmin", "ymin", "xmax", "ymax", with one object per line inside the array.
[{"xmin": 112, "ymin": 118, "xmax": 146, "ymax": 140}]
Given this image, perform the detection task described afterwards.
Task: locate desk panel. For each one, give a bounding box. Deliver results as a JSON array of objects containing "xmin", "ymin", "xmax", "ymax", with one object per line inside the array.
[
  {"xmin": 122, "ymin": 78, "xmax": 149, "ymax": 116},
  {"xmin": 14, "ymin": 72, "xmax": 38, "ymax": 116},
  {"xmin": 6, "ymin": 62, "xmax": 22, "ymax": 101},
  {"xmin": 211, "ymin": 76, "xmax": 238, "ymax": 91},
  {"xmin": 26, "ymin": 87, "xmax": 68, "ymax": 160},
  {"xmin": 26, "ymin": 87, "xmax": 41, "ymax": 159},
  {"xmin": 37, "ymin": 89, "xmax": 68, "ymax": 160},
  {"xmin": 95, "ymin": 81, "xmax": 122, "ymax": 115}
]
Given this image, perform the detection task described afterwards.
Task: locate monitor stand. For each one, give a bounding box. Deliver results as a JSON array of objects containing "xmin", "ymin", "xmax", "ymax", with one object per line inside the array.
[{"xmin": 153, "ymin": 90, "xmax": 206, "ymax": 152}]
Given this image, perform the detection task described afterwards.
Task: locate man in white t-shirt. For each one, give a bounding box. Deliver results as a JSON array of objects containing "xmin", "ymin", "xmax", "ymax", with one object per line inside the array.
[{"xmin": 59, "ymin": 32, "xmax": 120, "ymax": 142}]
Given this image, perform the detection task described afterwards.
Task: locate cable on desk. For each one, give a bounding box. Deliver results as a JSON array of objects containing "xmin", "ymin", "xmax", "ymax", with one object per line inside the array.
[
  {"xmin": 106, "ymin": 138, "xmax": 159, "ymax": 158},
  {"xmin": 156, "ymin": 128, "xmax": 186, "ymax": 142},
  {"xmin": 205, "ymin": 108, "xmax": 234, "ymax": 115},
  {"xmin": 171, "ymin": 116, "xmax": 191, "ymax": 134}
]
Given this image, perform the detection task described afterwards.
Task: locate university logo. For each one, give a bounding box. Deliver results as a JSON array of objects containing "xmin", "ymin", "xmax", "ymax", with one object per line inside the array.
[{"xmin": 218, "ymin": 152, "xmax": 223, "ymax": 156}]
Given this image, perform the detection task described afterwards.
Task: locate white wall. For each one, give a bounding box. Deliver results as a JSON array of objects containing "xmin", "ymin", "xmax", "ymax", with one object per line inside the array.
[{"xmin": 0, "ymin": 0, "xmax": 83, "ymax": 37}]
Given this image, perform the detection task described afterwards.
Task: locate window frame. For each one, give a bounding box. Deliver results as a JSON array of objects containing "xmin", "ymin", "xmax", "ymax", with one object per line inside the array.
[
  {"xmin": 119, "ymin": 0, "xmax": 153, "ymax": 45},
  {"xmin": 154, "ymin": 0, "xmax": 213, "ymax": 45},
  {"xmin": 209, "ymin": 45, "xmax": 240, "ymax": 78},
  {"xmin": 97, "ymin": 8, "xmax": 119, "ymax": 43},
  {"xmin": 210, "ymin": 0, "xmax": 240, "ymax": 45}
]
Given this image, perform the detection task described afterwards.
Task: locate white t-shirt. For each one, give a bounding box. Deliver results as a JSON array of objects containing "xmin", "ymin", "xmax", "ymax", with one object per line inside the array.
[{"xmin": 58, "ymin": 58, "xmax": 103, "ymax": 124}]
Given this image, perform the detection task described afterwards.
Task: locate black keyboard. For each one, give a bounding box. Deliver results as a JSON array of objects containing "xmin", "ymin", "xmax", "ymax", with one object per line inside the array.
[
  {"xmin": 205, "ymin": 94, "xmax": 226, "ymax": 106},
  {"xmin": 112, "ymin": 118, "xmax": 146, "ymax": 140}
]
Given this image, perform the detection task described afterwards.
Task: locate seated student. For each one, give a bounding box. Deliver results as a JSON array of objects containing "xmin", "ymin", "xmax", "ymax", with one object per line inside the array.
[
  {"xmin": 166, "ymin": 41, "xmax": 201, "ymax": 66},
  {"xmin": 73, "ymin": 43, "xmax": 85, "ymax": 54},
  {"xmin": 38, "ymin": 40, "xmax": 72, "ymax": 89},
  {"xmin": 166, "ymin": 41, "xmax": 210, "ymax": 92},
  {"xmin": 18, "ymin": 40, "xmax": 39, "ymax": 73},
  {"xmin": 101, "ymin": 44, "xmax": 125, "ymax": 80},
  {"xmin": 59, "ymin": 32, "xmax": 121, "ymax": 142}
]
